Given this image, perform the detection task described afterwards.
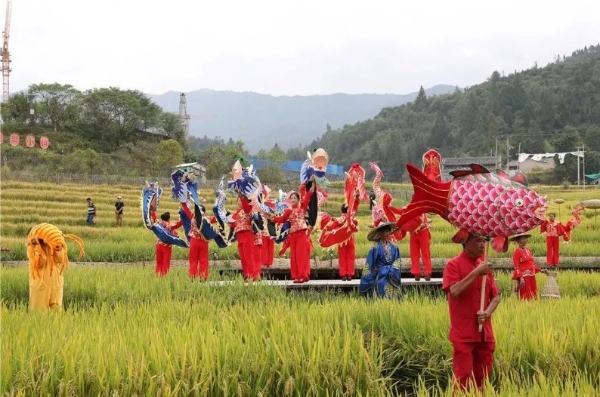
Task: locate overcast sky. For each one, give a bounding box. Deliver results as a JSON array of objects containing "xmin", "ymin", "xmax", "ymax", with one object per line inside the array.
[{"xmin": 5, "ymin": 0, "xmax": 600, "ymax": 96}]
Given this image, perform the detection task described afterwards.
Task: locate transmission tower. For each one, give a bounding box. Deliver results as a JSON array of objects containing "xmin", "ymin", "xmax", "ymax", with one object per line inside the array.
[
  {"xmin": 178, "ymin": 93, "xmax": 217, "ymax": 141},
  {"xmin": 1, "ymin": 0, "xmax": 12, "ymax": 103}
]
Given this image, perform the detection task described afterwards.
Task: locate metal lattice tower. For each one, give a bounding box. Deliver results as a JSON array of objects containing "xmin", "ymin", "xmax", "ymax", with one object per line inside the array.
[{"xmin": 1, "ymin": 0, "xmax": 12, "ymax": 103}]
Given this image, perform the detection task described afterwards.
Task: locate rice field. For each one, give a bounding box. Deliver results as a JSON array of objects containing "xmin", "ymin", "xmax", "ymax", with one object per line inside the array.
[
  {"xmin": 2, "ymin": 178, "xmax": 600, "ymax": 396},
  {"xmin": 1, "ymin": 180, "xmax": 600, "ymax": 263},
  {"xmin": 1, "ymin": 266, "xmax": 599, "ymax": 396}
]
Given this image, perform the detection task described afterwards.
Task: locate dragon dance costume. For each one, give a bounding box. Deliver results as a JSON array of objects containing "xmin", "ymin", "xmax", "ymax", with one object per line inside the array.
[
  {"xmin": 540, "ymin": 216, "xmax": 565, "ymax": 266},
  {"xmin": 26, "ymin": 223, "xmax": 85, "ymax": 311},
  {"xmin": 319, "ymin": 163, "xmax": 367, "ymax": 280},
  {"xmin": 272, "ymin": 188, "xmax": 314, "ymax": 283},
  {"xmin": 401, "ymin": 150, "xmax": 440, "ymax": 280},
  {"xmin": 510, "ymin": 234, "xmax": 542, "ymax": 300}
]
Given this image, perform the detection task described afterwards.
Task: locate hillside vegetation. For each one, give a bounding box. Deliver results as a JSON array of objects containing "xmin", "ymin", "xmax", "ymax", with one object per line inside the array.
[{"xmin": 305, "ymin": 44, "xmax": 600, "ymax": 182}]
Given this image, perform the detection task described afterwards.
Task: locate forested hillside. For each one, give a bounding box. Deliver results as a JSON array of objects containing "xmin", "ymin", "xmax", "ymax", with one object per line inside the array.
[{"xmin": 302, "ymin": 45, "xmax": 600, "ymax": 183}]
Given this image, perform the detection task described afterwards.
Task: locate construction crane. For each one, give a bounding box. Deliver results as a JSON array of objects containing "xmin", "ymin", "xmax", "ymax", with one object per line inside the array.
[
  {"xmin": 178, "ymin": 93, "xmax": 217, "ymax": 141},
  {"xmin": 1, "ymin": 0, "xmax": 11, "ymax": 103}
]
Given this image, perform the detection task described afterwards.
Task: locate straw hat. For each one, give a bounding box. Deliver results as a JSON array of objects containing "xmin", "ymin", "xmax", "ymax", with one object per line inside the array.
[
  {"xmin": 367, "ymin": 222, "xmax": 398, "ymax": 242},
  {"xmin": 509, "ymin": 233, "xmax": 531, "ymax": 242}
]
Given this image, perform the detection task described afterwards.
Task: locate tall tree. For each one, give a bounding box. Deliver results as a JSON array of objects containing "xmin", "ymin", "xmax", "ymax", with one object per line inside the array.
[{"xmin": 29, "ymin": 83, "xmax": 81, "ymax": 131}]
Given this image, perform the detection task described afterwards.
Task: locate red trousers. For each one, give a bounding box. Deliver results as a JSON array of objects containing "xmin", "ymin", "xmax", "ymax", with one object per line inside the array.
[
  {"xmin": 155, "ymin": 244, "xmax": 172, "ymax": 276},
  {"xmin": 236, "ymin": 230, "xmax": 259, "ymax": 279},
  {"xmin": 452, "ymin": 341, "xmax": 495, "ymax": 392},
  {"xmin": 262, "ymin": 236, "xmax": 274, "ymax": 267},
  {"xmin": 338, "ymin": 237, "xmax": 356, "ymax": 277},
  {"xmin": 189, "ymin": 237, "xmax": 209, "ymax": 279},
  {"xmin": 546, "ymin": 236, "xmax": 560, "ymax": 266},
  {"xmin": 289, "ymin": 230, "xmax": 311, "ymax": 280},
  {"xmin": 517, "ymin": 276, "xmax": 538, "ymax": 300},
  {"xmin": 410, "ymin": 230, "xmax": 432, "ymax": 276}
]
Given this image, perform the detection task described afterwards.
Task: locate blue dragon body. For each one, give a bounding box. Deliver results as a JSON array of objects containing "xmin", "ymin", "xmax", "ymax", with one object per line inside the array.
[{"xmin": 141, "ymin": 181, "xmax": 189, "ymax": 248}]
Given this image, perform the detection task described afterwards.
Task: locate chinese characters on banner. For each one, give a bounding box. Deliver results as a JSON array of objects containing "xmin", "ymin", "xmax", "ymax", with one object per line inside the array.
[
  {"xmin": 26, "ymin": 135, "xmax": 36, "ymax": 148},
  {"xmin": 0, "ymin": 133, "xmax": 49, "ymax": 149},
  {"xmin": 39, "ymin": 136, "xmax": 49, "ymax": 149}
]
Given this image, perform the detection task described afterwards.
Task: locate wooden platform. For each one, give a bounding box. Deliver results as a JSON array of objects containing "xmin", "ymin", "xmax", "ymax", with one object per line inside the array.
[{"xmin": 206, "ymin": 277, "xmax": 443, "ymax": 291}]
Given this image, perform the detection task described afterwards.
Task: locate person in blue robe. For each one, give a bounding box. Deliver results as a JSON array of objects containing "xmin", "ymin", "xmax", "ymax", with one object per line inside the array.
[{"xmin": 360, "ymin": 222, "xmax": 402, "ymax": 298}]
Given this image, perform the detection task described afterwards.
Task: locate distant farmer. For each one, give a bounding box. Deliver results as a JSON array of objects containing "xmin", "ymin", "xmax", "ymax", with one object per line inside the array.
[
  {"xmin": 442, "ymin": 233, "xmax": 500, "ymax": 392},
  {"xmin": 86, "ymin": 197, "xmax": 96, "ymax": 226},
  {"xmin": 115, "ymin": 196, "xmax": 124, "ymax": 227}
]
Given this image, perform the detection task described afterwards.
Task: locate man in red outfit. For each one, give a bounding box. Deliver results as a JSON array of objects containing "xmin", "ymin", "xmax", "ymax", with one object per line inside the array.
[
  {"xmin": 540, "ymin": 213, "xmax": 565, "ymax": 266},
  {"xmin": 180, "ymin": 204, "xmax": 211, "ymax": 280},
  {"xmin": 153, "ymin": 212, "xmax": 183, "ymax": 277},
  {"xmin": 403, "ymin": 213, "xmax": 433, "ymax": 281},
  {"xmin": 442, "ymin": 234, "xmax": 501, "ymax": 392}
]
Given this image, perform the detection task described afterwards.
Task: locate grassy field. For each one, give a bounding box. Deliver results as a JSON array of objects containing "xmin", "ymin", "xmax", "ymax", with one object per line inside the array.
[
  {"xmin": 1, "ymin": 266, "xmax": 599, "ymax": 396},
  {"xmin": 1, "ymin": 180, "xmax": 599, "ymax": 263}
]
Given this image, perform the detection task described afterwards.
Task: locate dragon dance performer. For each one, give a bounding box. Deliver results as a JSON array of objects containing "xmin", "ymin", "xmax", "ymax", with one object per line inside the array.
[
  {"xmin": 510, "ymin": 233, "xmax": 548, "ymax": 300},
  {"xmin": 180, "ymin": 204, "xmax": 214, "ymax": 280},
  {"xmin": 26, "ymin": 223, "xmax": 85, "ymax": 311},
  {"xmin": 233, "ymin": 193, "xmax": 261, "ymax": 281},
  {"xmin": 268, "ymin": 180, "xmax": 315, "ymax": 283},
  {"xmin": 359, "ymin": 222, "xmax": 402, "ymax": 298},
  {"xmin": 318, "ymin": 163, "xmax": 366, "ymax": 281},
  {"xmin": 540, "ymin": 212, "xmax": 565, "ymax": 267},
  {"xmin": 403, "ymin": 213, "xmax": 433, "ymax": 281},
  {"xmin": 152, "ymin": 211, "xmax": 183, "ymax": 276},
  {"xmin": 260, "ymin": 185, "xmax": 277, "ymax": 267}
]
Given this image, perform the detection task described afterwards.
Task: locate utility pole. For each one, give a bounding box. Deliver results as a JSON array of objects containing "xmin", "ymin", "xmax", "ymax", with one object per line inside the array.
[
  {"xmin": 575, "ymin": 145, "xmax": 585, "ymax": 187},
  {"xmin": 505, "ymin": 136, "xmax": 510, "ymax": 172},
  {"xmin": 582, "ymin": 144, "xmax": 586, "ymax": 190}
]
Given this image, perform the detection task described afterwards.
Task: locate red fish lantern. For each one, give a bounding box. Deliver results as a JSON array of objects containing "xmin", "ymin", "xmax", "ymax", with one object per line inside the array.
[{"xmin": 396, "ymin": 163, "xmax": 548, "ymax": 253}]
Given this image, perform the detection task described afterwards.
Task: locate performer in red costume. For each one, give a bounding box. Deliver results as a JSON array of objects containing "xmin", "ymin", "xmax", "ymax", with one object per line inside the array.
[
  {"xmin": 402, "ymin": 213, "xmax": 433, "ymax": 281},
  {"xmin": 152, "ymin": 212, "xmax": 183, "ymax": 276},
  {"xmin": 261, "ymin": 185, "xmax": 276, "ymax": 267},
  {"xmin": 442, "ymin": 233, "xmax": 500, "ymax": 393},
  {"xmin": 180, "ymin": 204, "xmax": 211, "ymax": 280},
  {"xmin": 540, "ymin": 212, "xmax": 565, "ymax": 267},
  {"xmin": 510, "ymin": 233, "xmax": 547, "ymax": 300},
  {"xmin": 269, "ymin": 181, "xmax": 315, "ymax": 283},
  {"xmin": 232, "ymin": 194, "xmax": 260, "ymax": 281}
]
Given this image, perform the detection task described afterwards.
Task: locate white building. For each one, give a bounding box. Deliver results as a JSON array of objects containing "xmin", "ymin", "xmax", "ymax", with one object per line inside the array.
[{"xmin": 172, "ymin": 162, "xmax": 207, "ymax": 184}]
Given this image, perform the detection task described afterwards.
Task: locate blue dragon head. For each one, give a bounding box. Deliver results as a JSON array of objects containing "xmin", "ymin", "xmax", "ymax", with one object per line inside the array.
[
  {"xmin": 142, "ymin": 181, "xmax": 163, "ymax": 229},
  {"xmin": 141, "ymin": 181, "xmax": 188, "ymax": 248},
  {"xmin": 300, "ymin": 148, "xmax": 329, "ymax": 184},
  {"xmin": 171, "ymin": 169, "xmax": 201, "ymax": 207},
  {"xmin": 227, "ymin": 159, "xmax": 260, "ymax": 197}
]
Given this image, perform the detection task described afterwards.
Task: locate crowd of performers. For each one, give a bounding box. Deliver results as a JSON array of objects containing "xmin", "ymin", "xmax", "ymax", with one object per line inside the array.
[{"xmin": 138, "ymin": 147, "xmax": 587, "ymax": 298}]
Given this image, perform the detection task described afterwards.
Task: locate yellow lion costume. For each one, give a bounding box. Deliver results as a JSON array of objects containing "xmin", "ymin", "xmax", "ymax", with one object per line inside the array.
[{"xmin": 26, "ymin": 223, "xmax": 85, "ymax": 311}]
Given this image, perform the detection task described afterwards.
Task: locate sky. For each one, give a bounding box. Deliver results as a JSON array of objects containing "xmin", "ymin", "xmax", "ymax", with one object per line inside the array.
[{"xmin": 4, "ymin": 0, "xmax": 600, "ymax": 97}]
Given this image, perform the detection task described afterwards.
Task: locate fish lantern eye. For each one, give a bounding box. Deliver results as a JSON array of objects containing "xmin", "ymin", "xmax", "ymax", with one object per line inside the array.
[{"xmin": 515, "ymin": 198, "xmax": 524, "ymax": 207}]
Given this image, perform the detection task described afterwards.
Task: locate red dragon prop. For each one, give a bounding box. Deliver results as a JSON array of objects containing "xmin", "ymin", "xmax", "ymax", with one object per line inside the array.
[
  {"xmin": 562, "ymin": 205, "xmax": 585, "ymax": 243},
  {"xmin": 368, "ymin": 162, "xmax": 406, "ymax": 241},
  {"xmin": 422, "ymin": 149, "xmax": 442, "ymax": 182},
  {"xmin": 318, "ymin": 163, "xmax": 366, "ymax": 248}
]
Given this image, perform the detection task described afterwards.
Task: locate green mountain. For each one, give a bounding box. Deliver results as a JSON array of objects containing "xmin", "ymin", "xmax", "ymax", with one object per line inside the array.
[
  {"xmin": 301, "ymin": 44, "xmax": 600, "ymax": 183},
  {"xmin": 150, "ymin": 85, "xmax": 457, "ymax": 153}
]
